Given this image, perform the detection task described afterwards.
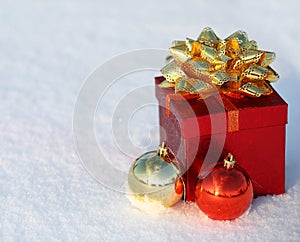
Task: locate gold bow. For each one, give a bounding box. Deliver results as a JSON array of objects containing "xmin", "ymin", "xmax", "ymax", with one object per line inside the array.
[{"xmin": 160, "ymin": 27, "xmax": 279, "ymax": 98}]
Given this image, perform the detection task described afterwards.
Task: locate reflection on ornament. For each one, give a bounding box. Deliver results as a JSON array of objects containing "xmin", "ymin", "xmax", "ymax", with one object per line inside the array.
[
  {"xmin": 194, "ymin": 153, "xmax": 253, "ymax": 220},
  {"xmin": 127, "ymin": 142, "xmax": 184, "ymax": 207}
]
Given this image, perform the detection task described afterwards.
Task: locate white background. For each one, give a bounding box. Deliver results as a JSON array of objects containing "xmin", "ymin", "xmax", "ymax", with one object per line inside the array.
[{"xmin": 1, "ymin": 0, "xmax": 300, "ymax": 241}]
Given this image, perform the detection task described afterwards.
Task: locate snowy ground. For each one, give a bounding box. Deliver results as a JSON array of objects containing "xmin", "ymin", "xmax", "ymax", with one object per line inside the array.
[{"xmin": 1, "ymin": 0, "xmax": 300, "ymax": 241}]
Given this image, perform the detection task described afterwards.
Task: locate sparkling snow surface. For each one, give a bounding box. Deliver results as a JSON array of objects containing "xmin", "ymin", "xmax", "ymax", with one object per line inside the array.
[{"xmin": 1, "ymin": 1, "xmax": 300, "ymax": 241}]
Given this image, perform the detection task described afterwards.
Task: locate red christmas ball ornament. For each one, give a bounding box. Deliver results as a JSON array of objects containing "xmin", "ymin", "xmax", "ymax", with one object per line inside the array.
[{"xmin": 194, "ymin": 153, "xmax": 253, "ymax": 220}]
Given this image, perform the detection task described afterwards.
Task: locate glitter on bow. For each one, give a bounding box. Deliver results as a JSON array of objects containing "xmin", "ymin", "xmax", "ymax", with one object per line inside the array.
[{"xmin": 160, "ymin": 27, "xmax": 279, "ymax": 98}]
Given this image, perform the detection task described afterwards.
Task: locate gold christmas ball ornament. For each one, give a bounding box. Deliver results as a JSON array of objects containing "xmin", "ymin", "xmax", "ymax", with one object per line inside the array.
[{"xmin": 127, "ymin": 142, "xmax": 184, "ymax": 207}]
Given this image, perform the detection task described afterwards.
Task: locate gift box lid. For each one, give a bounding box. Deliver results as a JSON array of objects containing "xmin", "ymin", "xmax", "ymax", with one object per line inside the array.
[{"xmin": 155, "ymin": 76, "xmax": 288, "ymax": 138}]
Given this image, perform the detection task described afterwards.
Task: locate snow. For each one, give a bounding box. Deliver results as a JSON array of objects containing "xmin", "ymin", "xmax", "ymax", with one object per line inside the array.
[{"xmin": 1, "ymin": 0, "xmax": 300, "ymax": 241}]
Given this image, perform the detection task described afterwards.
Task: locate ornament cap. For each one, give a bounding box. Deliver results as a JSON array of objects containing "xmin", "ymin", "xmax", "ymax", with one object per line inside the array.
[
  {"xmin": 224, "ymin": 153, "xmax": 236, "ymax": 169},
  {"xmin": 157, "ymin": 141, "xmax": 168, "ymax": 158}
]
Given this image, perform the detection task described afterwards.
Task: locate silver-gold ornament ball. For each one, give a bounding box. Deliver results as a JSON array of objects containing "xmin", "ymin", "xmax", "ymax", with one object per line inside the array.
[{"xmin": 127, "ymin": 142, "xmax": 184, "ymax": 207}]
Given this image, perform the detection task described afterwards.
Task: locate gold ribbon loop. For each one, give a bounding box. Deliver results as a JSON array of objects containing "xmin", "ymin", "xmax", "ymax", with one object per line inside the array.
[{"xmin": 159, "ymin": 27, "xmax": 279, "ymax": 98}]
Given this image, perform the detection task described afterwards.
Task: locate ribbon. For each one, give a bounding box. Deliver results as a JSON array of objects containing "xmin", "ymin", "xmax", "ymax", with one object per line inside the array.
[
  {"xmin": 160, "ymin": 27, "xmax": 280, "ymax": 132},
  {"xmin": 160, "ymin": 27, "xmax": 279, "ymax": 98},
  {"xmin": 164, "ymin": 91, "xmax": 240, "ymax": 132}
]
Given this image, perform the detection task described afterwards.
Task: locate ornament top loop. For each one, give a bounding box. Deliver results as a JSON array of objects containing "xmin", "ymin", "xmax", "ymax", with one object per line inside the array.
[
  {"xmin": 157, "ymin": 141, "xmax": 168, "ymax": 158},
  {"xmin": 224, "ymin": 153, "xmax": 236, "ymax": 169}
]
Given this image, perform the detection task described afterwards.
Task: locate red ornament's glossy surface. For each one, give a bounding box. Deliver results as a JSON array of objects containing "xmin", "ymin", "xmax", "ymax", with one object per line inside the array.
[
  {"xmin": 194, "ymin": 162, "xmax": 253, "ymax": 220},
  {"xmin": 175, "ymin": 178, "xmax": 184, "ymax": 195}
]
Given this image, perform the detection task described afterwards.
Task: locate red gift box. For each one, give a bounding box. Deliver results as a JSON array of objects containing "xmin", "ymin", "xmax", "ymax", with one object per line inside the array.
[{"xmin": 155, "ymin": 76, "xmax": 288, "ymax": 201}]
